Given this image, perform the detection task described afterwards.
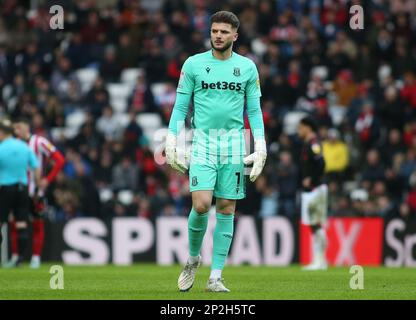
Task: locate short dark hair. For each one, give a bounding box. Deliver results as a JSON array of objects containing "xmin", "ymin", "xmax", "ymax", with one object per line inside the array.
[
  {"xmin": 15, "ymin": 116, "xmax": 31, "ymax": 126},
  {"xmin": 210, "ymin": 11, "xmax": 240, "ymax": 30},
  {"xmin": 299, "ymin": 116, "xmax": 318, "ymax": 133}
]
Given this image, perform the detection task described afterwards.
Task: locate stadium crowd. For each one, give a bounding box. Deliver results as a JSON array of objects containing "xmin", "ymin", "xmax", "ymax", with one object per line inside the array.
[{"xmin": 0, "ymin": 0, "xmax": 416, "ymax": 222}]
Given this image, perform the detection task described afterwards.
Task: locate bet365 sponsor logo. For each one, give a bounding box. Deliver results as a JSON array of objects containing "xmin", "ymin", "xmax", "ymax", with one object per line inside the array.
[{"xmin": 201, "ymin": 80, "xmax": 242, "ymax": 91}]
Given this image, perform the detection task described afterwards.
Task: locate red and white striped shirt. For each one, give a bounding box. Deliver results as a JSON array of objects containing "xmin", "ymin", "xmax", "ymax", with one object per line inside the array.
[{"xmin": 27, "ymin": 135, "xmax": 57, "ymax": 196}]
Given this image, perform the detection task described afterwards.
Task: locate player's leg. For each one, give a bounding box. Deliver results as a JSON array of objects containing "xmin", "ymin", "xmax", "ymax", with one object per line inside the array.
[
  {"xmin": 315, "ymin": 185, "xmax": 328, "ymax": 267},
  {"xmin": 206, "ymin": 198, "xmax": 236, "ymax": 292},
  {"xmin": 14, "ymin": 184, "xmax": 31, "ymax": 266},
  {"xmin": 1, "ymin": 186, "xmax": 16, "ymax": 267},
  {"xmin": 178, "ymin": 156, "xmax": 216, "ymax": 292},
  {"xmin": 30, "ymin": 197, "xmax": 45, "ymax": 269},
  {"xmin": 309, "ymin": 223, "xmax": 327, "ymax": 269},
  {"xmin": 206, "ymin": 155, "xmax": 244, "ymax": 292},
  {"xmin": 4, "ymin": 219, "xmax": 19, "ymax": 268},
  {"xmin": 302, "ymin": 185, "xmax": 328, "ymax": 270},
  {"xmin": 188, "ymin": 191, "xmax": 212, "ymax": 260}
]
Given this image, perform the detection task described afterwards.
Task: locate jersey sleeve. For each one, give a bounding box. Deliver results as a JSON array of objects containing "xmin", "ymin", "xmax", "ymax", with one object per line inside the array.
[
  {"xmin": 38, "ymin": 137, "xmax": 57, "ymax": 157},
  {"xmin": 245, "ymin": 62, "xmax": 262, "ymax": 99},
  {"xmin": 177, "ymin": 57, "xmax": 195, "ymax": 94}
]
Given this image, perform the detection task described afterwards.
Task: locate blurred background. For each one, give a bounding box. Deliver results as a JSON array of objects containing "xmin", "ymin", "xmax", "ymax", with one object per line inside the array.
[{"xmin": 0, "ymin": 0, "xmax": 415, "ymax": 227}]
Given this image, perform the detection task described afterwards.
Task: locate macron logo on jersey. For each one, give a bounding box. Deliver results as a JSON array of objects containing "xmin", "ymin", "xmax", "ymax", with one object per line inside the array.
[{"xmin": 201, "ymin": 80, "xmax": 242, "ymax": 91}]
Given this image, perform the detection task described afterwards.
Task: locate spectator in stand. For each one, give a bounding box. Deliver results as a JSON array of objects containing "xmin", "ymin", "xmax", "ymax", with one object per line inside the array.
[
  {"xmin": 355, "ymin": 100, "xmax": 380, "ymax": 149},
  {"xmin": 100, "ymin": 45, "xmax": 122, "ymax": 83},
  {"xmin": 96, "ymin": 106, "xmax": 124, "ymax": 142},
  {"xmin": 85, "ymin": 76, "xmax": 109, "ymax": 118},
  {"xmin": 398, "ymin": 150, "xmax": 416, "ymax": 186},
  {"xmin": 50, "ymin": 57, "xmax": 80, "ymax": 102},
  {"xmin": 322, "ymin": 128, "xmax": 349, "ymax": 183},
  {"xmin": 275, "ymin": 151, "xmax": 297, "ymax": 218},
  {"xmin": 380, "ymin": 129, "xmax": 405, "ymax": 167},
  {"xmin": 379, "ymin": 85, "xmax": 405, "ymax": 130},
  {"xmin": 112, "ymin": 155, "xmax": 140, "ymax": 192},
  {"xmin": 155, "ymin": 82, "xmax": 177, "ymax": 124},
  {"xmin": 404, "ymin": 171, "xmax": 416, "ymax": 218},
  {"xmin": 128, "ymin": 74, "xmax": 156, "ymax": 113},
  {"xmin": 117, "ymin": 33, "xmax": 140, "ymax": 69},
  {"xmin": 401, "ymin": 71, "xmax": 416, "ymax": 114},
  {"xmin": 361, "ymin": 149, "xmax": 386, "ymax": 187},
  {"xmin": 349, "ymin": 189, "xmax": 369, "ymax": 217},
  {"xmin": 331, "ymin": 69, "xmax": 357, "ymax": 108},
  {"xmin": 257, "ymin": 175, "xmax": 279, "ymax": 218}
]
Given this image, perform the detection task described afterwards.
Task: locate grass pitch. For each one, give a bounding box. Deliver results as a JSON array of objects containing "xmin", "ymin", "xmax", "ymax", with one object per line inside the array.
[{"xmin": 0, "ymin": 264, "xmax": 415, "ymax": 300}]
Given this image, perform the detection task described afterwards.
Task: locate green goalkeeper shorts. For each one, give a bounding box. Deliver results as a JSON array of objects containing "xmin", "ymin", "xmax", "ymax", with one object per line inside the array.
[{"xmin": 188, "ymin": 152, "xmax": 246, "ymax": 200}]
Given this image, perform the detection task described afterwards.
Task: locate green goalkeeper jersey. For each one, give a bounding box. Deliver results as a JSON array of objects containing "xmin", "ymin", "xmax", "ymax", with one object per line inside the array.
[{"xmin": 176, "ymin": 50, "xmax": 262, "ymax": 156}]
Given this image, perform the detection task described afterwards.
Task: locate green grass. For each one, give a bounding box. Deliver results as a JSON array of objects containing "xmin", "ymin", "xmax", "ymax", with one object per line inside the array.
[{"xmin": 0, "ymin": 264, "xmax": 415, "ymax": 300}]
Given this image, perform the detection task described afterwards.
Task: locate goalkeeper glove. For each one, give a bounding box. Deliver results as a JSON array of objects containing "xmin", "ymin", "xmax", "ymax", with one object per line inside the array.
[
  {"xmin": 165, "ymin": 132, "xmax": 189, "ymax": 174},
  {"xmin": 243, "ymin": 139, "xmax": 267, "ymax": 182}
]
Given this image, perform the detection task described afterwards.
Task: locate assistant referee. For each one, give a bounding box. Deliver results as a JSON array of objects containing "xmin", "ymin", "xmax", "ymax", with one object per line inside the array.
[{"xmin": 0, "ymin": 119, "xmax": 41, "ymax": 265}]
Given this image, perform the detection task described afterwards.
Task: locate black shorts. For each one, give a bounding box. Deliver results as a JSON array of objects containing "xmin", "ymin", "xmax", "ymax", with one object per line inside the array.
[{"xmin": 0, "ymin": 184, "xmax": 30, "ymax": 224}]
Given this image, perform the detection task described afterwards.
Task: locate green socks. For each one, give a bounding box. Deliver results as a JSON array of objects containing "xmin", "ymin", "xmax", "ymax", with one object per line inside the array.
[
  {"xmin": 211, "ymin": 213, "xmax": 234, "ymax": 271},
  {"xmin": 188, "ymin": 210, "xmax": 235, "ymax": 273},
  {"xmin": 188, "ymin": 208, "xmax": 209, "ymax": 257}
]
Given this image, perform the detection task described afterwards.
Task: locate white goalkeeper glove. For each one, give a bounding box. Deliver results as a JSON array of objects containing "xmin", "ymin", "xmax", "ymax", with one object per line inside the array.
[
  {"xmin": 165, "ymin": 132, "xmax": 189, "ymax": 174},
  {"xmin": 243, "ymin": 139, "xmax": 267, "ymax": 182}
]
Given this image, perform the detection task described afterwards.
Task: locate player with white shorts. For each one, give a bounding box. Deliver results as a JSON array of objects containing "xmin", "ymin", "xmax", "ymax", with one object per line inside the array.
[{"xmin": 298, "ymin": 117, "xmax": 328, "ymax": 270}]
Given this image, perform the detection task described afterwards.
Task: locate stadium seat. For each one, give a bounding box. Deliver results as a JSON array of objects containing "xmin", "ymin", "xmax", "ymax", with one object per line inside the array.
[
  {"xmin": 107, "ymin": 83, "xmax": 134, "ymax": 114},
  {"xmin": 50, "ymin": 128, "xmax": 66, "ymax": 142},
  {"xmin": 2, "ymin": 84, "xmax": 12, "ymax": 101},
  {"xmin": 136, "ymin": 113, "xmax": 163, "ymax": 130},
  {"xmin": 99, "ymin": 188, "xmax": 114, "ymax": 203},
  {"xmin": 136, "ymin": 113, "xmax": 164, "ymax": 151},
  {"xmin": 150, "ymin": 83, "xmax": 168, "ymax": 98},
  {"xmin": 121, "ymin": 68, "xmax": 144, "ymax": 86},
  {"xmin": 329, "ymin": 105, "xmax": 347, "ymax": 126},
  {"xmin": 283, "ymin": 111, "xmax": 308, "ymax": 135},
  {"xmin": 65, "ymin": 110, "xmax": 87, "ymax": 129},
  {"xmin": 51, "ymin": 127, "xmax": 79, "ymax": 141},
  {"xmin": 113, "ymin": 113, "xmax": 131, "ymax": 128},
  {"xmin": 76, "ymin": 68, "xmax": 99, "ymax": 94},
  {"xmin": 107, "ymin": 83, "xmax": 132, "ymax": 100},
  {"xmin": 117, "ymin": 190, "xmax": 134, "ymax": 206},
  {"xmin": 111, "ymin": 98, "xmax": 128, "ymax": 114},
  {"xmin": 311, "ymin": 66, "xmax": 329, "ymax": 80}
]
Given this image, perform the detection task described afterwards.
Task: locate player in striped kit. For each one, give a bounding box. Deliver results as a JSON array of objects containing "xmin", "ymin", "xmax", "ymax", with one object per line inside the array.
[{"xmin": 5, "ymin": 118, "xmax": 65, "ymax": 268}]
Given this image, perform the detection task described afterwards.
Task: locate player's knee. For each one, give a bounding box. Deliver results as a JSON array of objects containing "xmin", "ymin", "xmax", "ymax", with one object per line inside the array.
[
  {"xmin": 15, "ymin": 221, "xmax": 28, "ymax": 229},
  {"xmin": 193, "ymin": 202, "xmax": 211, "ymax": 214},
  {"xmin": 216, "ymin": 200, "xmax": 236, "ymax": 214}
]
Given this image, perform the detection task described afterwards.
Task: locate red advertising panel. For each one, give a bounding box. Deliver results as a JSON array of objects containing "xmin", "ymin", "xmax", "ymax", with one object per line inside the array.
[{"xmin": 300, "ymin": 217, "xmax": 384, "ymax": 266}]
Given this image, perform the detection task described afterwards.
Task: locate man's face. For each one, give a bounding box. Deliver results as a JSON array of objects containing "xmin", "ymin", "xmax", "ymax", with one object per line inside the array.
[
  {"xmin": 210, "ymin": 22, "xmax": 238, "ymax": 52},
  {"xmin": 297, "ymin": 123, "xmax": 307, "ymax": 140},
  {"xmin": 13, "ymin": 122, "xmax": 30, "ymax": 139}
]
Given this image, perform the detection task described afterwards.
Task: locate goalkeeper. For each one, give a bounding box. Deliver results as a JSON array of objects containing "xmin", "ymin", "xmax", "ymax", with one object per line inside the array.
[{"xmin": 166, "ymin": 11, "xmax": 266, "ymax": 293}]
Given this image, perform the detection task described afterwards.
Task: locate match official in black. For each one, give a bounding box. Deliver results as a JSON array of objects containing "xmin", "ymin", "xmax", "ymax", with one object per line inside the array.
[{"xmin": 0, "ymin": 119, "xmax": 41, "ymax": 265}]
